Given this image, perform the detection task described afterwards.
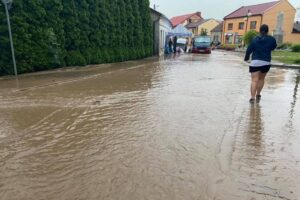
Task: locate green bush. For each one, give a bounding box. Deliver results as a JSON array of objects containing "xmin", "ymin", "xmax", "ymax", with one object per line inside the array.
[
  {"xmin": 243, "ymin": 30, "xmax": 259, "ymax": 46},
  {"xmin": 200, "ymin": 28, "xmax": 208, "ymax": 36},
  {"xmin": 291, "ymin": 44, "xmax": 300, "ymax": 52},
  {"xmin": 220, "ymin": 44, "xmax": 236, "ymax": 51},
  {"xmin": 277, "ymin": 42, "xmax": 292, "ymax": 50},
  {"xmin": 294, "ymin": 59, "xmax": 300, "ymax": 64}
]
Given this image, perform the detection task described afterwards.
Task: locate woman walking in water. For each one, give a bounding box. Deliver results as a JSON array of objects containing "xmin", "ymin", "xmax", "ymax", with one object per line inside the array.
[{"xmin": 244, "ymin": 24, "xmax": 277, "ymax": 103}]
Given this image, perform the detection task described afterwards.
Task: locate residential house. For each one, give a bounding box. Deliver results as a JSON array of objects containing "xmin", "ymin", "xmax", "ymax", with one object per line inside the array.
[
  {"xmin": 211, "ymin": 22, "xmax": 224, "ymax": 44},
  {"xmin": 170, "ymin": 12, "xmax": 203, "ymax": 28},
  {"xmin": 222, "ymin": 0, "xmax": 300, "ymax": 45},
  {"xmin": 150, "ymin": 8, "xmax": 173, "ymax": 56},
  {"xmin": 186, "ymin": 19, "xmax": 220, "ymax": 36}
]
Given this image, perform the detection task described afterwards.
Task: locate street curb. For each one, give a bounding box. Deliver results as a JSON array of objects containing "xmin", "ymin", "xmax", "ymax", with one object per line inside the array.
[{"xmin": 271, "ymin": 63, "xmax": 300, "ymax": 69}]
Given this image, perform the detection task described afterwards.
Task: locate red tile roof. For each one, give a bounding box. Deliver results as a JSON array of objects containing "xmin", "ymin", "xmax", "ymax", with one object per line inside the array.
[
  {"xmin": 170, "ymin": 12, "xmax": 202, "ymax": 27},
  {"xmin": 224, "ymin": 1, "xmax": 280, "ymax": 19}
]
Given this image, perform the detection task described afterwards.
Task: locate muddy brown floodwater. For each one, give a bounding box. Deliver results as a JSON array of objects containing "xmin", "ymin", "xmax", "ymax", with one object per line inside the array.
[{"xmin": 0, "ymin": 51, "xmax": 300, "ymax": 200}]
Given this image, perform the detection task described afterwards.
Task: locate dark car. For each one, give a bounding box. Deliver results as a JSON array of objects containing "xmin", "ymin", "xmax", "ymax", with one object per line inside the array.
[{"xmin": 192, "ymin": 36, "xmax": 212, "ymax": 54}]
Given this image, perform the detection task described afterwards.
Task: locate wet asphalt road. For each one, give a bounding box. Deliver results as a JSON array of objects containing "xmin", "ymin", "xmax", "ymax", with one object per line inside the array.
[{"xmin": 0, "ymin": 51, "xmax": 300, "ymax": 200}]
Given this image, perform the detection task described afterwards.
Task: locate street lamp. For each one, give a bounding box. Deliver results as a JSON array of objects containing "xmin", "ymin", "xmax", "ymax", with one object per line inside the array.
[
  {"xmin": 244, "ymin": 9, "xmax": 252, "ymax": 33},
  {"xmin": 1, "ymin": 0, "xmax": 17, "ymax": 77},
  {"xmin": 243, "ymin": 9, "xmax": 252, "ymax": 47}
]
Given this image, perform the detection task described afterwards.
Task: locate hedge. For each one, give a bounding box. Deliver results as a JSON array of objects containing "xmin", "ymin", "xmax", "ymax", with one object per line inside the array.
[
  {"xmin": 277, "ymin": 42, "xmax": 292, "ymax": 50},
  {"xmin": 219, "ymin": 44, "xmax": 236, "ymax": 51},
  {"xmin": 0, "ymin": 0, "xmax": 153, "ymax": 75},
  {"xmin": 291, "ymin": 44, "xmax": 300, "ymax": 52}
]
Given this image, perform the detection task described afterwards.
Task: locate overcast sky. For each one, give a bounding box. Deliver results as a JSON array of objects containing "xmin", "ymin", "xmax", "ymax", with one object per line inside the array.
[{"xmin": 149, "ymin": 0, "xmax": 300, "ymax": 20}]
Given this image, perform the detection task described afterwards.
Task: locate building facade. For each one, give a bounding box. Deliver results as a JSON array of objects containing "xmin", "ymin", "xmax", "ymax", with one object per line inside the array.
[
  {"xmin": 186, "ymin": 19, "xmax": 220, "ymax": 36},
  {"xmin": 151, "ymin": 9, "xmax": 173, "ymax": 56},
  {"xmin": 211, "ymin": 22, "xmax": 223, "ymax": 44},
  {"xmin": 222, "ymin": 0, "xmax": 300, "ymax": 45},
  {"xmin": 170, "ymin": 12, "xmax": 203, "ymax": 28}
]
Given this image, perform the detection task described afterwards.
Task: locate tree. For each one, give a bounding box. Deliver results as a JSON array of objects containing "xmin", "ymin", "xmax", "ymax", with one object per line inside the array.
[
  {"xmin": 244, "ymin": 30, "xmax": 258, "ymax": 46},
  {"xmin": 200, "ymin": 28, "xmax": 208, "ymax": 36}
]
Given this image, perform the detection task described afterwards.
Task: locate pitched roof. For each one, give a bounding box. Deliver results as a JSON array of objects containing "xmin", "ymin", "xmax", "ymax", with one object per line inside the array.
[
  {"xmin": 170, "ymin": 12, "xmax": 202, "ymax": 27},
  {"xmin": 150, "ymin": 8, "xmax": 172, "ymax": 27},
  {"xmin": 224, "ymin": 1, "xmax": 280, "ymax": 19},
  {"xmin": 211, "ymin": 22, "xmax": 224, "ymax": 32},
  {"xmin": 293, "ymin": 21, "xmax": 300, "ymax": 33},
  {"xmin": 185, "ymin": 19, "xmax": 209, "ymax": 28}
]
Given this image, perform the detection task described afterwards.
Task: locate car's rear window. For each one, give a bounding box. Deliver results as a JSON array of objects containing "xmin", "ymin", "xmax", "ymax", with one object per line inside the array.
[{"xmin": 195, "ymin": 37, "xmax": 211, "ymax": 43}]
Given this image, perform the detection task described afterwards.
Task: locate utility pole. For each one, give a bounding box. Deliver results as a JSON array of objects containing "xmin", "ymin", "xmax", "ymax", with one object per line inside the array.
[{"xmin": 1, "ymin": 0, "xmax": 18, "ymax": 77}]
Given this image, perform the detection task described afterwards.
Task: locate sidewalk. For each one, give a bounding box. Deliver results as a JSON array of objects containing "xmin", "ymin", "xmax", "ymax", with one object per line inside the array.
[
  {"xmin": 224, "ymin": 49, "xmax": 300, "ymax": 69},
  {"xmin": 271, "ymin": 62, "xmax": 300, "ymax": 69}
]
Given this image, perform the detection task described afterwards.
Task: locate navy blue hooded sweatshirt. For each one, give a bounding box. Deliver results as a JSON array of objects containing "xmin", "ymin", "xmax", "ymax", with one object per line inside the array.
[{"xmin": 244, "ymin": 35, "xmax": 277, "ymax": 62}]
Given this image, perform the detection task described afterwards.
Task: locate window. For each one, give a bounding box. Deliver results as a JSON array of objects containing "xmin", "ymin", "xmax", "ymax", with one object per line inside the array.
[
  {"xmin": 250, "ymin": 21, "xmax": 257, "ymax": 29},
  {"xmin": 275, "ymin": 12, "xmax": 284, "ymax": 33},
  {"xmin": 234, "ymin": 35, "xmax": 243, "ymax": 44},
  {"xmin": 162, "ymin": 31, "xmax": 165, "ymax": 47},
  {"xmin": 228, "ymin": 23, "xmax": 233, "ymax": 30},
  {"xmin": 194, "ymin": 37, "xmax": 211, "ymax": 43},
  {"xmin": 192, "ymin": 29, "xmax": 195, "ymax": 35},
  {"xmin": 161, "ymin": 30, "xmax": 163, "ymax": 47},
  {"xmin": 238, "ymin": 22, "xmax": 244, "ymax": 30},
  {"xmin": 225, "ymin": 35, "xmax": 233, "ymax": 44},
  {"xmin": 213, "ymin": 35, "xmax": 219, "ymax": 43},
  {"xmin": 161, "ymin": 30, "xmax": 166, "ymax": 48}
]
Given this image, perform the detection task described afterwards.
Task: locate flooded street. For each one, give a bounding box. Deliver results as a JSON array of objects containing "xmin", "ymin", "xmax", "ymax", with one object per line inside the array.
[{"xmin": 0, "ymin": 51, "xmax": 300, "ymax": 200}]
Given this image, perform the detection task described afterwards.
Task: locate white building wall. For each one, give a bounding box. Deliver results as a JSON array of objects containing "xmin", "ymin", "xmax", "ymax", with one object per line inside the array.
[{"xmin": 159, "ymin": 17, "xmax": 172, "ymax": 55}]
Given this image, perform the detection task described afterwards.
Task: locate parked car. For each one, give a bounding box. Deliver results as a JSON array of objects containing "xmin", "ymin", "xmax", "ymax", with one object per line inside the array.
[
  {"xmin": 192, "ymin": 36, "xmax": 212, "ymax": 54},
  {"xmin": 176, "ymin": 38, "xmax": 188, "ymax": 52}
]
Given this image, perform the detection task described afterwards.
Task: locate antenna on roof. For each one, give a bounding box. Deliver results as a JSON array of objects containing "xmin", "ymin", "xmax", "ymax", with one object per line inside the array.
[{"xmin": 153, "ymin": 4, "xmax": 159, "ymax": 10}]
